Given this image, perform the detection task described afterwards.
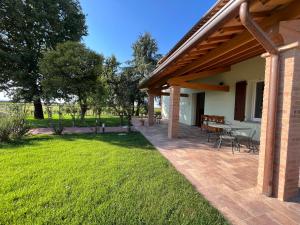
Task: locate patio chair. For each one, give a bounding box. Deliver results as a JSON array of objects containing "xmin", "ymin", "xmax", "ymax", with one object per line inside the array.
[
  {"xmin": 215, "ymin": 134, "xmax": 238, "ymax": 154},
  {"xmin": 155, "ymin": 115, "xmax": 162, "ymax": 124},
  {"xmin": 234, "ymin": 129, "xmax": 258, "ymax": 153}
]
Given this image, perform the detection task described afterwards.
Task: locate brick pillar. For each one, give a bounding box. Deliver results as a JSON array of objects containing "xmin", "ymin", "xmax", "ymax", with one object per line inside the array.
[
  {"xmin": 168, "ymin": 86, "xmax": 180, "ymax": 139},
  {"xmin": 258, "ymin": 20, "xmax": 300, "ymax": 201},
  {"xmin": 148, "ymin": 93, "xmax": 154, "ymax": 126}
]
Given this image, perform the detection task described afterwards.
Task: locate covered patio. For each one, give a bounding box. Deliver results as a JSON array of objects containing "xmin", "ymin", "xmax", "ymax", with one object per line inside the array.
[
  {"xmin": 140, "ymin": 0, "xmax": 300, "ymax": 202},
  {"xmin": 134, "ymin": 119, "xmax": 300, "ymax": 225}
]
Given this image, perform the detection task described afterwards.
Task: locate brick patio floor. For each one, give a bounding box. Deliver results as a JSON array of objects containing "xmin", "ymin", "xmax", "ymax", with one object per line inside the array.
[{"xmin": 133, "ymin": 119, "xmax": 300, "ymax": 225}]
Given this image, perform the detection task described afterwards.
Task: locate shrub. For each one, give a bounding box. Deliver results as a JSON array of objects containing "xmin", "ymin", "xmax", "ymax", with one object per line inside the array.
[
  {"xmin": 10, "ymin": 116, "xmax": 30, "ymax": 139},
  {"xmin": 48, "ymin": 104, "xmax": 64, "ymax": 135},
  {"xmin": 52, "ymin": 122, "xmax": 64, "ymax": 135},
  {"xmin": 0, "ymin": 113, "xmax": 29, "ymax": 142},
  {"xmin": 0, "ymin": 118, "xmax": 13, "ymax": 142}
]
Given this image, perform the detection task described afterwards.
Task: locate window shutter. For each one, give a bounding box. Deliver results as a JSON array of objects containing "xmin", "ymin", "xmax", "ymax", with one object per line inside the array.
[{"xmin": 234, "ymin": 81, "xmax": 247, "ymax": 121}]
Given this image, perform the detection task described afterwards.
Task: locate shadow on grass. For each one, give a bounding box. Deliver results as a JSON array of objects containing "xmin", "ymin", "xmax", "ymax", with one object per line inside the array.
[{"xmin": 0, "ymin": 132, "xmax": 155, "ymax": 151}]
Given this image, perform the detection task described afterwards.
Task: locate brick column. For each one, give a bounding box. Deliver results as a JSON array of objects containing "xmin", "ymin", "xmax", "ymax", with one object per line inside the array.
[
  {"xmin": 257, "ymin": 20, "xmax": 300, "ymax": 201},
  {"xmin": 168, "ymin": 86, "xmax": 180, "ymax": 139},
  {"xmin": 147, "ymin": 93, "xmax": 154, "ymax": 126}
]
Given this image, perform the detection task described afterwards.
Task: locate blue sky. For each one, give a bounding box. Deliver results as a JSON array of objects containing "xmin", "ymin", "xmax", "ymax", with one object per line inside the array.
[
  {"xmin": 79, "ymin": 0, "xmax": 216, "ymax": 63},
  {"xmin": 0, "ymin": 0, "xmax": 216, "ymax": 101}
]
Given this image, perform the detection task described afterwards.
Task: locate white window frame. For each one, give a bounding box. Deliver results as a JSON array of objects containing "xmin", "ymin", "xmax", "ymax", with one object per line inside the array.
[{"xmin": 251, "ymin": 80, "xmax": 264, "ymax": 122}]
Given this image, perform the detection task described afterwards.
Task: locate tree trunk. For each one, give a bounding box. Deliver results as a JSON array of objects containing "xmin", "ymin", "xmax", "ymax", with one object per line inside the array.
[
  {"xmin": 120, "ymin": 114, "xmax": 124, "ymax": 126},
  {"xmin": 33, "ymin": 98, "xmax": 44, "ymax": 119},
  {"xmin": 127, "ymin": 115, "xmax": 132, "ymax": 132},
  {"xmin": 80, "ymin": 104, "xmax": 88, "ymax": 120},
  {"xmin": 132, "ymin": 102, "xmax": 135, "ymax": 116}
]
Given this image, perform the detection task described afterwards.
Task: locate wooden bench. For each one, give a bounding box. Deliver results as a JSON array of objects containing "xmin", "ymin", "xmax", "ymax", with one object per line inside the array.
[{"xmin": 200, "ymin": 115, "xmax": 225, "ymax": 141}]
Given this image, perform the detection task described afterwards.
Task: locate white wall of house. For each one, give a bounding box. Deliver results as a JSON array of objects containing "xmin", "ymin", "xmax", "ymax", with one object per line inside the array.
[
  {"xmin": 161, "ymin": 56, "xmax": 265, "ymax": 140},
  {"xmin": 162, "ymin": 88, "xmax": 197, "ymax": 125}
]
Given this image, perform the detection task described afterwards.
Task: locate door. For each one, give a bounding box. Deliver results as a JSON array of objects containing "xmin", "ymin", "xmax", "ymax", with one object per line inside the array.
[{"xmin": 195, "ymin": 92, "xmax": 205, "ymax": 126}]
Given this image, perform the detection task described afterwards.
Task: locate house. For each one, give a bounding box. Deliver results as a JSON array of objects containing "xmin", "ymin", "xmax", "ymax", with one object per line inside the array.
[{"xmin": 139, "ymin": 0, "xmax": 300, "ymax": 201}]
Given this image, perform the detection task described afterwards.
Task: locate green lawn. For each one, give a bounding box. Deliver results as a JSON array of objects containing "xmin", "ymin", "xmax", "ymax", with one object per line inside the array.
[
  {"xmin": 26, "ymin": 114, "xmax": 128, "ymax": 128},
  {"xmin": 0, "ymin": 133, "xmax": 228, "ymax": 225}
]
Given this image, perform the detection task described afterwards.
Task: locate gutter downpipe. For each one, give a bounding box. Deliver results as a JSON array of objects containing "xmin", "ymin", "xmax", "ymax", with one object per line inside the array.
[{"xmin": 240, "ymin": 1, "xmax": 279, "ymax": 196}]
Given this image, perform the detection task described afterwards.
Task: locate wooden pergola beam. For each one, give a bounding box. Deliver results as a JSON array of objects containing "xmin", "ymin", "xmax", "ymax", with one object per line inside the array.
[
  {"xmin": 168, "ymin": 67, "xmax": 230, "ymax": 83},
  {"xmin": 161, "ymin": 92, "xmax": 189, "ymax": 97},
  {"xmin": 148, "ymin": 88, "xmax": 189, "ymax": 97},
  {"xmin": 168, "ymin": 80, "xmax": 229, "ymax": 92}
]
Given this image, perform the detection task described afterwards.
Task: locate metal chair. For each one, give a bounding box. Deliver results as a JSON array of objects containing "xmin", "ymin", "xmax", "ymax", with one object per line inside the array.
[
  {"xmin": 215, "ymin": 125, "xmax": 238, "ymax": 155},
  {"xmin": 215, "ymin": 134, "xmax": 239, "ymax": 154},
  {"xmin": 234, "ymin": 129, "xmax": 258, "ymax": 153}
]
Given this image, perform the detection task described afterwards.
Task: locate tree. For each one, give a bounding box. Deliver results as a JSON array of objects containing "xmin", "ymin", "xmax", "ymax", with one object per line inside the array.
[
  {"xmin": 104, "ymin": 58, "xmax": 136, "ymax": 131},
  {"xmin": 130, "ymin": 33, "xmax": 162, "ymax": 116},
  {"xmin": 132, "ymin": 32, "xmax": 162, "ymax": 77},
  {"xmin": 0, "ymin": 0, "xmax": 87, "ymax": 119},
  {"xmin": 89, "ymin": 76, "xmax": 107, "ymax": 126},
  {"xmin": 39, "ymin": 41, "xmax": 104, "ymax": 120},
  {"xmin": 103, "ymin": 56, "xmax": 125, "ymax": 125}
]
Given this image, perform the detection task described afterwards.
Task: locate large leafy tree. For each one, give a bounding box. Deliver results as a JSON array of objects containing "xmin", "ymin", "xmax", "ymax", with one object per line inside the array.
[
  {"xmin": 39, "ymin": 41, "xmax": 104, "ymax": 120},
  {"xmin": 130, "ymin": 32, "xmax": 162, "ymax": 115},
  {"xmin": 0, "ymin": 0, "xmax": 87, "ymax": 119}
]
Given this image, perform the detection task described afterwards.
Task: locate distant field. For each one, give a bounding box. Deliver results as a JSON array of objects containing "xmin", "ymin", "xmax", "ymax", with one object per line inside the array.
[
  {"xmin": 0, "ymin": 102, "xmax": 161, "ymax": 128},
  {"xmin": 0, "ymin": 102, "xmax": 127, "ymax": 128},
  {"xmin": 26, "ymin": 114, "xmax": 127, "ymax": 128}
]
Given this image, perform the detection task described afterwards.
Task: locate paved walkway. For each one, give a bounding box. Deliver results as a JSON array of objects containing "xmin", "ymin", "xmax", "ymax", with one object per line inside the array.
[
  {"xmin": 133, "ymin": 119, "xmax": 300, "ymax": 225},
  {"xmin": 29, "ymin": 126, "xmax": 133, "ymax": 135}
]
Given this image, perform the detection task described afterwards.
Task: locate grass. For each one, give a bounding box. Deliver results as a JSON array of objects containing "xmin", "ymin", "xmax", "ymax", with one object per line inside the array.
[
  {"xmin": 26, "ymin": 114, "xmax": 128, "ymax": 128},
  {"xmin": 0, "ymin": 133, "xmax": 228, "ymax": 225}
]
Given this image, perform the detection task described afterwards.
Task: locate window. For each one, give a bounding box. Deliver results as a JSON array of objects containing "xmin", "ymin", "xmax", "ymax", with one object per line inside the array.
[{"xmin": 252, "ymin": 81, "xmax": 264, "ymax": 120}]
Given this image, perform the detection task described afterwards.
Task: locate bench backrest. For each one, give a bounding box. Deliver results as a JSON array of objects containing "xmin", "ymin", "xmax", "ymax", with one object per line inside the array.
[{"xmin": 201, "ymin": 115, "xmax": 224, "ymax": 124}]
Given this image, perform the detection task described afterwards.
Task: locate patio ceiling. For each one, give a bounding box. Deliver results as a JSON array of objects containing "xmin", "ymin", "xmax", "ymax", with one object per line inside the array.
[{"xmin": 140, "ymin": 0, "xmax": 300, "ymax": 92}]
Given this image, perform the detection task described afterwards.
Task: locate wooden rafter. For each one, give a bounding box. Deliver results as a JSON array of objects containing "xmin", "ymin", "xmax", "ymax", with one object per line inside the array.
[
  {"xmin": 207, "ymin": 35, "xmax": 233, "ymax": 43},
  {"xmin": 219, "ymin": 25, "xmax": 245, "ymax": 33},
  {"xmin": 169, "ymin": 0, "xmax": 300, "ymax": 77},
  {"xmin": 196, "ymin": 41, "xmax": 262, "ymax": 71},
  {"xmin": 201, "ymin": 46, "xmax": 264, "ymax": 71},
  {"xmin": 170, "ymin": 34, "xmax": 255, "ymax": 77},
  {"xmin": 196, "ymin": 43, "xmax": 220, "ymax": 50}
]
